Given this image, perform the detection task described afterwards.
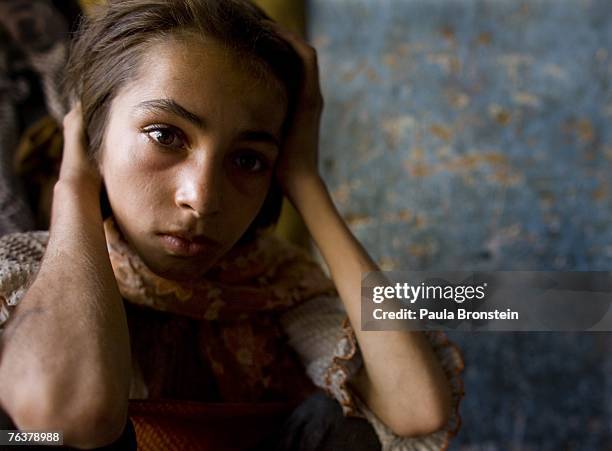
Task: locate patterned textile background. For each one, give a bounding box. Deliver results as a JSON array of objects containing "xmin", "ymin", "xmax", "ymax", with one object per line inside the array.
[{"xmin": 308, "ymin": 0, "xmax": 611, "ymax": 449}]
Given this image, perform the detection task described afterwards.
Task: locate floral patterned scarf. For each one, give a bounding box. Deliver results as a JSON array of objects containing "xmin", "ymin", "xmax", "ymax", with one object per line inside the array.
[{"xmin": 103, "ymin": 217, "xmax": 337, "ymax": 403}]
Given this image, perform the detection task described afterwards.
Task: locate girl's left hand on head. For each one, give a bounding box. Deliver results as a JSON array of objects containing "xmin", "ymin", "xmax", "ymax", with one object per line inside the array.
[{"xmin": 270, "ymin": 23, "xmax": 324, "ymax": 195}]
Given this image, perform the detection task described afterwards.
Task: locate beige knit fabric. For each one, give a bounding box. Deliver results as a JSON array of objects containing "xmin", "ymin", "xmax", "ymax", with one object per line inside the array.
[{"xmin": 0, "ymin": 231, "xmax": 465, "ymax": 451}]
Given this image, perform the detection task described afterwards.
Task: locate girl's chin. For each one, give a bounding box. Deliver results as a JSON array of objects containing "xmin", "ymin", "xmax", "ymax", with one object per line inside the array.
[
  {"xmin": 144, "ymin": 255, "xmax": 217, "ymax": 282},
  {"xmin": 130, "ymin": 239, "xmax": 223, "ymax": 282}
]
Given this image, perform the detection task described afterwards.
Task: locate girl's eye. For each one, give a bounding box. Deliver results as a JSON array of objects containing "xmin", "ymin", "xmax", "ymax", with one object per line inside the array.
[
  {"xmin": 233, "ymin": 152, "xmax": 268, "ymax": 173},
  {"xmin": 143, "ymin": 126, "xmax": 185, "ymax": 149}
]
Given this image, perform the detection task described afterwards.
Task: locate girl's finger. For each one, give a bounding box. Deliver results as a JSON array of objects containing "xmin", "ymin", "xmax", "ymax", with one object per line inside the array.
[
  {"xmin": 266, "ymin": 20, "xmax": 319, "ymax": 68},
  {"xmin": 60, "ymin": 101, "xmax": 98, "ymax": 181},
  {"xmin": 62, "ymin": 103, "xmax": 86, "ymax": 158},
  {"xmin": 267, "ymin": 22, "xmax": 323, "ymax": 103}
]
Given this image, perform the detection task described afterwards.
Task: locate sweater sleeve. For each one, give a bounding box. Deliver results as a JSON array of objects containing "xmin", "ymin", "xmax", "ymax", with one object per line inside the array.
[
  {"xmin": 280, "ymin": 294, "xmax": 465, "ymax": 451},
  {"xmin": 0, "ymin": 232, "xmax": 48, "ymax": 331}
]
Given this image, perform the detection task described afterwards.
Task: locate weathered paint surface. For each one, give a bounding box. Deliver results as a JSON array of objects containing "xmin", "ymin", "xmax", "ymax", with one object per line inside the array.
[{"xmin": 308, "ymin": 0, "xmax": 611, "ymax": 448}]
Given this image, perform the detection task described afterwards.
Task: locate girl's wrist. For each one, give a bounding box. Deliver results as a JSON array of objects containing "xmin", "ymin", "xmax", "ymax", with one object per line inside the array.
[
  {"xmin": 54, "ymin": 176, "xmax": 101, "ymax": 200},
  {"xmin": 283, "ymin": 171, "xmax": 324, "ymax": 204},
  {"xmin": 51, "ymin": 178, "xmax": 103, "ymax": 227},
  {"xmin": 283, "ymin": 172, "xmax": 330, "ymax": 217}
]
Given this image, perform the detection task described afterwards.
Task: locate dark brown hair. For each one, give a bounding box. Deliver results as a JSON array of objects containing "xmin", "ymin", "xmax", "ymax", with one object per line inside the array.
[{"xmin": 62, "ymin": 0, "xmax": 302, "ymax": 242}]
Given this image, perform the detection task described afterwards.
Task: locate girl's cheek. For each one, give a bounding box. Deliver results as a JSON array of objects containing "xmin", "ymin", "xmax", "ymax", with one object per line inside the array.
[
  {"xmin": 121, "ymin": 134, "xmax": 179, "ymax": 172},
  {"xmin": 232, "ymin": 179, "xmax": 270, "ymax": 202},
  {"xmin": 227, "ymin": 166, "xmax": 273, "ymax": 197}
]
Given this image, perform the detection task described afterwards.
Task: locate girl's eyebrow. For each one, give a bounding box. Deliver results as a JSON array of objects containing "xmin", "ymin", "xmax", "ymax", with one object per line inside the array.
[
  {"xmin": 135, "ymin": 98, "xmax": 280, "ymax": 150},
  {"xmin": 136, "ymin": 98, "xmax": 203, "ymax": 128},
  {"xmin": 236, "ymin": 131, "xmax": 280, "ymax": 150}
]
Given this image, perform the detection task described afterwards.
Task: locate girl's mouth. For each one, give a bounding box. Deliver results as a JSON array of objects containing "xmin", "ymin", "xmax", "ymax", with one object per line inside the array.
[{"xmin": 157, "ymin": 233, "xmax": 214, "ymax": 257}]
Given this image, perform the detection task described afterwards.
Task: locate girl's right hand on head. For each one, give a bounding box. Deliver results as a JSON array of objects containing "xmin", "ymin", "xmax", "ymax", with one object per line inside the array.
[{"xmin": 59, "ymin": 102, "xmax": 102, "ymax": 191}]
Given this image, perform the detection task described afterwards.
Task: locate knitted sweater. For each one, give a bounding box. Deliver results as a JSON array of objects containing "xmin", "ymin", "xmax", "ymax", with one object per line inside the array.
[{"xmin": 0, "ymin": 231, "xmax": 465, "ymax": 450}]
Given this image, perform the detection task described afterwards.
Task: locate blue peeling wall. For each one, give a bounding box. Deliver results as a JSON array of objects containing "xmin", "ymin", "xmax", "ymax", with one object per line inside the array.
[{"xmin": 308, "ymin": 0, "xmax": 611, "ymax": 449}]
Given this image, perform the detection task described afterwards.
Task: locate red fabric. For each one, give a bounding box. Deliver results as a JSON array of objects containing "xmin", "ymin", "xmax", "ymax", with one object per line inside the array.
[{"xmin": 128, "ymin": 399, "xmax": 294, "ymax": 451}]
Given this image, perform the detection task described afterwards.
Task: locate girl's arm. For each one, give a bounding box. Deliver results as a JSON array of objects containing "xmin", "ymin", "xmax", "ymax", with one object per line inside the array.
[
  {"xmin": 0, "ymin": 105, "xmax": 131, "ymax": 448},
  {"xmin": 274, "ymin": 28, "xmax": 453, "ymax": 437},
  {"xmin": 285, "ymin": 175, "xmax": 453, "ymax": 437}
]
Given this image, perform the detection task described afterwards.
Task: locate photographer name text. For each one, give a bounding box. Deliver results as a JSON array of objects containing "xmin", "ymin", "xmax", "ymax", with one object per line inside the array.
[{"xmin": 370, "ymin": 282, "xmax": 520, "ymax": 321}]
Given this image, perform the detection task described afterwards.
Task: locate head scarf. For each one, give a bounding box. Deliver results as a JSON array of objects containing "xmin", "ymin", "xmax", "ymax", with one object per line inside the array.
[{"xmin": 103, "ymin": 217, "xmax": 337, "ymax": 403}]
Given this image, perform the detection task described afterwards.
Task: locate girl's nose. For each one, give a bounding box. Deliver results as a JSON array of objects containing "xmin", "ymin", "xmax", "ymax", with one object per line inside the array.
[{"xmin": 174, "ymin": 157, "xmax": 223, "ymax": 218}]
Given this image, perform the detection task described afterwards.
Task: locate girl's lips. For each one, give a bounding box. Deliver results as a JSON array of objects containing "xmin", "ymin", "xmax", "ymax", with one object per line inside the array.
[{"xmin": 158, "ymin": 233, "xmax": 212, "ymax": 257}]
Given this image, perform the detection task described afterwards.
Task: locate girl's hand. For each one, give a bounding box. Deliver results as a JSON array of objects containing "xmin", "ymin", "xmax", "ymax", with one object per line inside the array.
[
  {"xmin": 271, "ymin": 24, "xmax": 324, "ymax": 198},
  {"xmin": 59, "ymin": 102, "xmax": 101, "ymax": 193}
]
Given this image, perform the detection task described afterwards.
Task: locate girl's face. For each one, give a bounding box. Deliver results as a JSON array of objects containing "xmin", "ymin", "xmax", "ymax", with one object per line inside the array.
[{"xmin": 100, "ymin": 36, "xmax": 287, "ymax": 281}]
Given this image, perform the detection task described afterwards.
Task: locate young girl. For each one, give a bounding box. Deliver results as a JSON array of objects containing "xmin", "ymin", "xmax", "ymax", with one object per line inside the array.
[{"xmin": 0, "ymin": 1, "xmax": 464, "ymax": 449}]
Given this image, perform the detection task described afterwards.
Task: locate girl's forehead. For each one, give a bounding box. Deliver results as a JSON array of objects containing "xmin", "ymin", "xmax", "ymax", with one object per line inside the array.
[
  {"xmin": 139, "ymin": 37, "xmax": 245, "ymax": 81},
  {"xmin": 133, "ymin": 37, "xmax": 286, "ymax": 102},
  {"xmin": 111, "ymin": 37, "xmax": 288, "ymax": 132}
]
